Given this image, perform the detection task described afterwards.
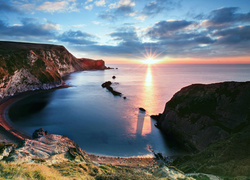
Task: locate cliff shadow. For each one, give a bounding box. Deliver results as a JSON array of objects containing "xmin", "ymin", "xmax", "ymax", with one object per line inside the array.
[{"xmin": 8, "ymin": 92, "xmax": 53, "ymax": 121}]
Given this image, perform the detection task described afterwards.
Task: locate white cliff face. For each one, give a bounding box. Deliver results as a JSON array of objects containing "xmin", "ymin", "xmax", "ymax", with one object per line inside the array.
[
  {"xmin": 0, "ymin": 46, "xmax": 82, "ymax": 99},
  {"xmin": 0, "ymin": 68, "xmax": 41, "ymax": 98},
  {"xmin": 27, "ymin": 50, "xmax": 38, "ymax": 65},
  {"xmin": 0, "ymin": 42, "xmax": 105, "ymax": 99},
  {"xmin": 41, "ymin": 49, "xmax": 80, "ymax": 75},
  {"xmin": 0, "ymin": 68, "xmax": 61, "ymax": 99}
]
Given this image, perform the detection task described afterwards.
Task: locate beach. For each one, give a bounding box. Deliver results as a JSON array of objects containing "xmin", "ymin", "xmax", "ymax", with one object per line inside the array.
[
  {"xmin": 0, "ymin": 91, "xmax": 157, "ymax": 167},
  {"xmin": 0, "ymin": 95, "xmax": 30, "ymax": 144}
]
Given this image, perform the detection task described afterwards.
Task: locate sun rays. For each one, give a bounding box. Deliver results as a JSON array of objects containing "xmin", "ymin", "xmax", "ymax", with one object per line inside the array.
[{"xmin": 134, "ymin": 45, "xmax": 165, "ymax": 65}]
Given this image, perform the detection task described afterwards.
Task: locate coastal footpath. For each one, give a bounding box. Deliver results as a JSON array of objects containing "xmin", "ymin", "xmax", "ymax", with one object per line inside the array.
[{"xmin": 156, "ymin": 81, "xmax": 250, "ymax": 178}]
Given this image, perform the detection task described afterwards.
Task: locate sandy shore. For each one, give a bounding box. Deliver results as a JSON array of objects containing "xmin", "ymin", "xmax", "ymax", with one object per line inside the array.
[
  {"xmin": 89, "ymin": 154, "xmax": 157, "ymax": 168},
  {"xmin": 0, "ymin": 95, "xmax": 31, "ymax": 144},
  {"xmin": 0, "ymin": 90, "xmax": 158, "ymax": 167}
]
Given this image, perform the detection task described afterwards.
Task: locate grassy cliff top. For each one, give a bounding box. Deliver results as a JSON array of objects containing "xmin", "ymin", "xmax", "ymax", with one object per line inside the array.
[{"xmin": 0, "ymin": 41, "xmax": 66, "ymax": 52}]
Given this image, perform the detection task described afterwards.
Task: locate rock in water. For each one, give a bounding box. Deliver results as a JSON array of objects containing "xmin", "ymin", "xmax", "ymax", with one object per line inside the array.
[
  {"xmin": 102, "ymin": 81, "xmax": 122, "ymax": 96},
  {"xmin": 150, "ymin": 113, "xmax": 162, "ymax": 121},
  {"xmin": 139, "ymin": 107, "xmax": 146, "ymax": 112},
  {"xmin": 112, "ymin": 76, "xmax": 116, "ymax": 79},
  {"xmin": 101, "ymin": 81, "xmax": 112, "ymax": 88}
]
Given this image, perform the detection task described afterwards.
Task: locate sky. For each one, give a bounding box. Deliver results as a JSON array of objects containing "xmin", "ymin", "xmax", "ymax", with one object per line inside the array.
[{"xmin": 0, "ymin": 0, "xmax": 250, "ymax": 64}]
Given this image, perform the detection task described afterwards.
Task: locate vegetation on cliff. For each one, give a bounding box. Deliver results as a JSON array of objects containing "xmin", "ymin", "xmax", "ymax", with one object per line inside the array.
[
  {"xmin": 173, "ymin": 125, "xmax": 250, "ymax": 179},
  {"xmin": 0, "ymin": 41, "xmax": 106, "ymax": 98},
  {"xmin": 157, "ymin": 81, "xmax": 250, "ymax": 179},
  {"xmin": 0, "ymin": 130, "xmax": 195, "ymax": 180}
]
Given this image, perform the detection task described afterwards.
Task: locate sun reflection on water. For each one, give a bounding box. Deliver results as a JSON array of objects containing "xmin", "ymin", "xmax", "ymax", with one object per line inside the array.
[
  {"xmin": 145, "ymin": 65, "xmax": 152, "ymax": 87},
  {"xmin": 135, "ymin": 65, "xmax": 155, "ymax": 137}
]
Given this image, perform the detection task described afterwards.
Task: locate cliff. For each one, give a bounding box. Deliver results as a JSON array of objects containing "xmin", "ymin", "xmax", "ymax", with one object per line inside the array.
[
  {"xmin": 158, "ymin": 81, "xmax": 250, "ymax": 151},
  {"xmin": 79, "ymin": 58, "xmax": 106, "ymax": 70},
  {"xmin": 157, "ymin": 81, "xmax": 250, "ymax": 177},
  {"xmin": 0, "ymin": 41, "xmax": 106, "ymax": 99}
]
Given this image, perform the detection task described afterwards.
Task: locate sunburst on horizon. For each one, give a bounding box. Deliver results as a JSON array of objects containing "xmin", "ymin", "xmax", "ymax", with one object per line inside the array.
[
  {"xmin": 139, "ymin": 45, "xmax": 165, "ymax": 65},
  {"xmin": 143, "ymin": 57, "xmax": 156, "ymax": 65}
]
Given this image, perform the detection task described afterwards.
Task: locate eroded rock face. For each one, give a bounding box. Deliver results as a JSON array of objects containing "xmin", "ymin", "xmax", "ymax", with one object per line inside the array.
[
  {"xmin": 8, "ymin": 133, "xmax": 90, "ymax": 164},
  {"xmin": 79, "ymin": 58, "xmax": 106, "ymax": 70},
  {"xmin": 0, "ymin": 41, "xmax": 107, "ymax": 99},
  {"xmin": 0, "ymin": 143, "xmax": 16, "ymax": 160},
  {"xmin": 158, "ymin": 81, "xmax": 250, "ymax": 151}
]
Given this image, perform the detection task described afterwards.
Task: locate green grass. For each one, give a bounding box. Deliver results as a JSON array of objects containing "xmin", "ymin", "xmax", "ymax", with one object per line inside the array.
[
  {"xmin": 0, "ymin": 162, "xmax": 62, "ymax": 180},
  {"xmin": 0, "ymin": 161, "xmax": 159, "ymax": 180},
  {"xmin": 173, "ymin": 126, "xmax": 250, "ymax": 178}
]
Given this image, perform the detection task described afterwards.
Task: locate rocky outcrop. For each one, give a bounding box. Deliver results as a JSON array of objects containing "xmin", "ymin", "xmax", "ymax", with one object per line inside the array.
[
  {"xmin": 139, "ymin": 107, "xmax": 146, "ymax": 112},
  {"xmin": 0, "ymin": 41, "xmax": 107, "ymax": 99},
  {"xmin": 101, "ymin": 81, "xmax": 122, "ymax": 96},
  {"xmin": 158, "ymin": 81, "xmax": 250, "ymax": 151},
  {"xmin": 32, "ymin": 128, "xmax": 48, "ymax": 139},
  {"xmin": 0, "ymin": 142, "xmax": 16, "ymax": 160},
  {"xmin": 79, "ymin": 58, "xmax": 106, "ymax": 70},
  {"xmin": 153, "ymin": 166, "xmax": 192, "ymax": 180},
  {"xmin": 5, "ymin": 129, "xmax": 90, "ymax": 164}
]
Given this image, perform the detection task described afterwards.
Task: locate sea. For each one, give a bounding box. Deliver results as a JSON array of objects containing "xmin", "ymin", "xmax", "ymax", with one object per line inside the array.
[{"xmin": 8, "ymin": 64, "xmax": 250, "ymax": 157}]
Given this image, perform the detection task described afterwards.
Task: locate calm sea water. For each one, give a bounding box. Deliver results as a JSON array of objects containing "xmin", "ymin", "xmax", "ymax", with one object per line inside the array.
[{"xmin": 8, "ymin": 64, "xmax": 250, "ymax": 157}]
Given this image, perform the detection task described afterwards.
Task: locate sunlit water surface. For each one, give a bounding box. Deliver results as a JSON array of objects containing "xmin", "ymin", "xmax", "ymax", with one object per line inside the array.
[{"xmin": 8, "ymin": 64, "xmax": 250, "ymax": 157}]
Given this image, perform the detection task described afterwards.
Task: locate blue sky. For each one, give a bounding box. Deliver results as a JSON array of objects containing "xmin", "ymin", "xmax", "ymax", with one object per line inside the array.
[{"xmin": 0, "ymin": 0, "xmax": 250, "ymax": 63}]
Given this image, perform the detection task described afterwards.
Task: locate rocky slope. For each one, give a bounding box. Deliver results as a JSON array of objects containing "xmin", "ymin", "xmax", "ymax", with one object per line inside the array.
[
  {"xmin": 1, "ymin": 129, "xmax": 90, "ymax": 164},
  {"xmin": 156, "ymin": 81, "xmax": 250, "ymax": 178},
  {"xmin": 158, "ymin": 81, "xmax": 250, "ymax": 151},
  {"xmin": 0, "ymin": 41, "xmax": 106, "ymax": 99},
  {"xmin": 173, "ymin": 125, "xmax": 250, "ymax": 177},
  {"xmin": 0, "ymin": 128, "xmax": 195, "ymax": 180}
]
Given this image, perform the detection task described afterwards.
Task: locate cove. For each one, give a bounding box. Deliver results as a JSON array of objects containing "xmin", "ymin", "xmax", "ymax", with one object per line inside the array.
[
  {"xmin": 8, "ymin": 65, "xmax": 186, "ymax": 157},
  {"xmin": 9, "ymin": 64, "xmax": 250, "ymax": 157}
]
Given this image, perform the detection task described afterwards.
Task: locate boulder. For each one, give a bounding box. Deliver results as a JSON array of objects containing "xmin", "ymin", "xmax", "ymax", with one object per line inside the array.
[
  {"xmin": 32, "ymin": 128, "xmax": 48, "ymax": 139},
  {"xmin": 101, "ymin": 81, "xmax": 112, "ymax": 88},
  {"xmin": 139, "ymin": 107, "xmax": 146, "ymax": 112}
]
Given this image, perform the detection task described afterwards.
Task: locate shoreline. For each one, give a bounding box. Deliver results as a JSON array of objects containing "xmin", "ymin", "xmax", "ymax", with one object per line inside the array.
[
  {"xmin": 0, "ymin": 94, "xmax": 31, "ymax": 143},
  {"xmin": 0, "ymin": 86, "xmax": 70, "ymax": 143},
  {"xmin": 0, "ymin": 88, "xmax": 157, "ymax": 167}
]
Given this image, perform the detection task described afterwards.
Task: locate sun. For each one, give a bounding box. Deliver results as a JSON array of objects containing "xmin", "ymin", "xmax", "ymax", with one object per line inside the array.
[
  {"xmin": 136, "ymin": 45, "xmax": 165, "ymax": 64},
  {"xmin": 144, "ymin": 58, "xmax": 156, "ymax": 65}
]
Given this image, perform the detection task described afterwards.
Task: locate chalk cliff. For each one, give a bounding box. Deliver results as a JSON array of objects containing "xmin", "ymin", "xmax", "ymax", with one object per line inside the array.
[
  {"xmin": 158, "ymin": 81, "xmax": 250, "ymax": 151},
  {"xmin": 0, "ymin": 41, "xmax": 106, "ymax": 99}
]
